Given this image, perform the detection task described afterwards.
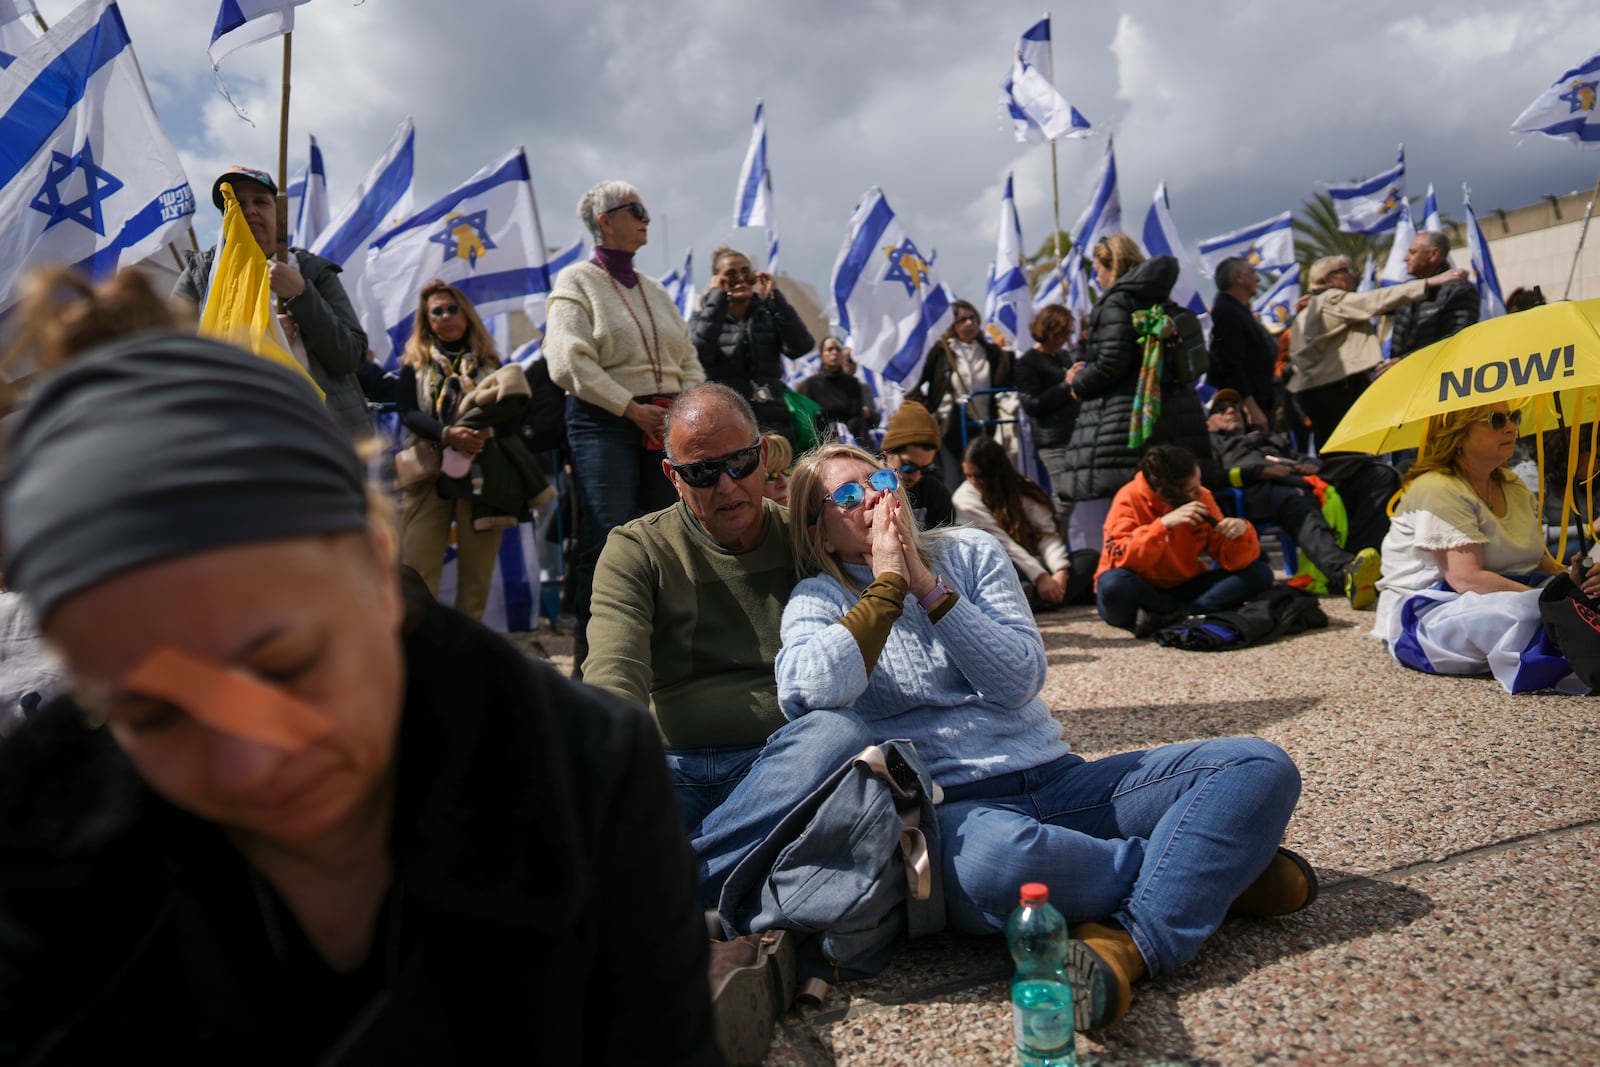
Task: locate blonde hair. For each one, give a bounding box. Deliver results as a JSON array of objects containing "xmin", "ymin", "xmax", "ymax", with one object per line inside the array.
[
  {"xmin": 1092, "ymin": 233, "xmax": 1144, "ymax": 285},
  {"xmin": 3, "ymin": 267, "xmax": 183, "ymax": 386},
  {"xmin": 762, "ymin": 431, "xmax": 793, "ymax": 476},
  {"xmin": 788, "ymin": 442, "xmax": 948, "ymax": 595},
  {"xmin": 1392, "ymin": 403, "xmax": 1517, "ymax": 510},
  {"xmin": 1309, "ymin": 255, "xmax": 1351, "ymax": 288},
  {"xmin": 399, "ymin": 281, "xmax": 499, "ymax": 371}
]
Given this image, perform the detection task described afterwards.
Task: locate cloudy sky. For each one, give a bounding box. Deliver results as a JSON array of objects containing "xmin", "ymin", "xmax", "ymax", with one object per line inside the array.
[{"xmin": 30, "ymin": 0, "xmax": 1600, "ymax": 306}]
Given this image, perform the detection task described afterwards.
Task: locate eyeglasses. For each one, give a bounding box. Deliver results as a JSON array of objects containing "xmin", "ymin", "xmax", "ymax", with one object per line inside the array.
[
  {"xmin": 606, "ymin": 201, "xmax": 649, "ymax": 221},
  {"xmin": 429, "ymin": 304, "xmax": 461, "ymax": 318},
  {"xmin": 668, "ymin": 442, "xmax": 762, "ymax": 489},
  {"xmin": 954, "ymin": 315, "xmax": 979, "ymax": 325},
  {"xmin": 766, "ymin": 466, "xmax": 793, "ymax": 483},
  {"xmin": 1479, "ymin": 410, "xmax": 1523, "ymax": 431},
  {"xmin": 828, "ymin": 469, "xmax": 899, "ymax": 511},
  {"xmin": 721, "ymin": 269, "xmax": 756, "ymax": 282},
  {"xmin": 892, "ymin": 461, "xmax": 937, "ymax": 477}
]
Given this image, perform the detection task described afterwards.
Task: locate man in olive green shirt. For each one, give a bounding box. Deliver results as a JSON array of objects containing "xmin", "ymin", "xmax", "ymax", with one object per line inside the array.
[{"xmin": 585, "ymin": 384, "xmax": 871, "ymax": 908}]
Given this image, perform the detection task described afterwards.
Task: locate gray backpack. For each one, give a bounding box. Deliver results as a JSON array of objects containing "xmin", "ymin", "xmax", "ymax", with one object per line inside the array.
[{"xmin": 717, "ymin": 739, "xmax": 945, "ymax": 985}]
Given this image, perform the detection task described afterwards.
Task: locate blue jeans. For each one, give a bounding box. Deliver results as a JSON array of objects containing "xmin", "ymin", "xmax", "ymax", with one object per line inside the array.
[
  {"xmin": 666, "ymin": 710, "xmax": 874, "ymax": 909},
  {"xmin": 566, "ymin": 397, "xmax": 676, "ymax": 662},
  {"xmin": 938, "ymin": 739, "xmax": 1302, "ymax": 976},
  {"xmin": 1096, "ymin": 559, "xmax": 1274, "ymax": 631}
]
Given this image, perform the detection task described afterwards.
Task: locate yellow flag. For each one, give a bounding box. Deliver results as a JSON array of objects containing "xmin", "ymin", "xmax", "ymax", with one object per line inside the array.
[{"xmin": 197, "ymin": 182, "xmax": 324, "ymax": 398}]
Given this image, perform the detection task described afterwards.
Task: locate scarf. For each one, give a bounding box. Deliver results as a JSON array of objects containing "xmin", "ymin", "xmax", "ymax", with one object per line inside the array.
[{"xmin": 1128, "ymin": 305, "xmax": 1171, "ymax": 449}]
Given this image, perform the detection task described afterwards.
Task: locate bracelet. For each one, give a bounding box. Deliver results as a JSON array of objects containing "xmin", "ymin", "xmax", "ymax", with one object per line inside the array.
[{"xmin": 917, "ymin": 575, "xmax": 950, "ymax": 612}]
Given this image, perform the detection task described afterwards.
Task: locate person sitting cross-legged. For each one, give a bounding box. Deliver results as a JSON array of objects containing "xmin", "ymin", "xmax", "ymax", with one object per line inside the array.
[{"xmin": 1096, "ymin": 445, "xmax": 1274, "ymax": 637}]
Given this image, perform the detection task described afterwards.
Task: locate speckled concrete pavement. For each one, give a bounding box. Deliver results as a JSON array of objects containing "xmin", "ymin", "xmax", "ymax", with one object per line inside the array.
[{"xmin": 527, "ymin": 591, "xmax": 1600, "ymax": 1065}]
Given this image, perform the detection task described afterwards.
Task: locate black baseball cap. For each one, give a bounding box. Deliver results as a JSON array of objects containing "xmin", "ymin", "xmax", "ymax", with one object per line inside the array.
[{"xmin": 211, "ymin": 165, "xmax": 277, "ymax": 210}]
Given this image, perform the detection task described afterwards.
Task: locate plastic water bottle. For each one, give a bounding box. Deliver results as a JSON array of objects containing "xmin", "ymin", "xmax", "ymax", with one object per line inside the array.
[
  {"xmin": 470, "ymin": 460, "xmax": 485, "ymax": 497},
  {"xmin": 1007, "ymin": 882, "xmax": 1076, "ymax": 1067}
]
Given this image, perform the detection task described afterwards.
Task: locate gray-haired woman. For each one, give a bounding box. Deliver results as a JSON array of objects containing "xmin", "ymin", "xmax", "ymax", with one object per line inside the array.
[{"xmin": 545, "ymin": 180, "xmax": 705, "ymax": 671}]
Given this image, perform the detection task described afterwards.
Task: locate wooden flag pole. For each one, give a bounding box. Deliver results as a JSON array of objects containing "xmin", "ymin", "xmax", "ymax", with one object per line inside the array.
[
  {"xmin": 1049, "ymin": 139, "xmax": 1066, "ymax": 293},
  {"xmin": 1563, "ymin": 160, "xmax": 1600, "ymax": 301},
  {"xmin": 275, "ymin": 32, "xmax": 292, "ymax": 263}
]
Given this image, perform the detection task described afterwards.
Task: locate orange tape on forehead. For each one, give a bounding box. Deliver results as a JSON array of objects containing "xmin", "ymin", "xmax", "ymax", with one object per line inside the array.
[{"xmin": 121, "ymin": 647, "xmax": 333, "ymax": 751}]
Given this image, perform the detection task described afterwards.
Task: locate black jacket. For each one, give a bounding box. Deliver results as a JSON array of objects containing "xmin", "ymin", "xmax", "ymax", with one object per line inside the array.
[
  {"xmin": 0, "ymin": 596, "xmax": 721, "ymax": 1066},
  {"xmin": 1013, "ymin": 345, "xmax": 1079, "ymax": 448},
  {"xmin": 797, "ymin": 369, "xmax": 876, "ymax": 439},
  {"xmin": 1060, "ymin": 256, "xmax": 1213, "ymax": 500},
  {"xmin": 1207, "ymin": 427, "xmax": 1315, "ymax": 512},
  {"xmin": 689, "ymin": 287, "xmax": 812, "ymax": 431},
  {"xmin": 1390, "ymin": 276, "xmax": 1479, "ymax": 359},
  {"xmin": 1207, "ymin": 291, "xmax": 1278, "ymax": 406}
]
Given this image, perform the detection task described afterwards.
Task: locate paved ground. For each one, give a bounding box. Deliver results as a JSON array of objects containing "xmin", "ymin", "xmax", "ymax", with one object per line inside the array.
[{"xmin": 529, "ymin": 588, "xmax": 1600, "ymax": 1065}]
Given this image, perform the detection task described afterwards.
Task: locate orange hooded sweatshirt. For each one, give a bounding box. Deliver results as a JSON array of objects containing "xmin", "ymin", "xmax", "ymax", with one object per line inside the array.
[{"xmin": 1094, "ymin": 472, "xmax": 1262, "ymax": 590}]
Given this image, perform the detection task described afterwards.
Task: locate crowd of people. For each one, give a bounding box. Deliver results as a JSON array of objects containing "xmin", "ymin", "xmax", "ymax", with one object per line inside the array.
[{"xmin": 0, "ymin": 161, "xmax": 1594, "ymax": 1064}]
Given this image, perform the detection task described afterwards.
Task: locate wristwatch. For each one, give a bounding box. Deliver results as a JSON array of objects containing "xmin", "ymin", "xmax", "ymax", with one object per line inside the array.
[{"xmin": 917, "ymin": 575, "xmax": 950, "ymax": 612}]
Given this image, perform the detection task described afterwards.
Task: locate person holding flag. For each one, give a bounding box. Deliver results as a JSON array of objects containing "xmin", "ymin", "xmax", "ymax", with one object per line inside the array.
[{"xmin": 174, "ymin": 166, "xmax": 371, "ymax": 439}]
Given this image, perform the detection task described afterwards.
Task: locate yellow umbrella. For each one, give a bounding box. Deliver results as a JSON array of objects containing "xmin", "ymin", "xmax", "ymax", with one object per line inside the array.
[{"xmin": 1321, "ymin": 298, "xmax": 1600, "ymax": 454}]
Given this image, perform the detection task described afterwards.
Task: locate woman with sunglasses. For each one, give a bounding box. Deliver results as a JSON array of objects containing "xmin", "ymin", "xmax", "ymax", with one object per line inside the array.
[
  {"xmin": 777, "ymin": 443, "xmax": 1311, "ymax": 1033},
  {"xmin": 546, "ymin": 181, "xmax": 704, "ymax": 672},
  {"xmin": 395, "ymin": 281, "xmax": 527, "ymax": 620},
  {"xmin": 915, "ymin": 299, "xmax": 1013, "ymax": 485},
  {"xmin": 689, "ymin": 246, "xmax": 813, "ymax": 440},
  {"xmin": 1374, "ymin": 402, "xmax": 1600, "ymax": 693}
]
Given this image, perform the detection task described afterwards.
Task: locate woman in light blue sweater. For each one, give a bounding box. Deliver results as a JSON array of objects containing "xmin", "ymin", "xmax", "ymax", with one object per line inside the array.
[{"xmin": 776, "ymin": 443, "xmax": 1312, "ymax": 1033}]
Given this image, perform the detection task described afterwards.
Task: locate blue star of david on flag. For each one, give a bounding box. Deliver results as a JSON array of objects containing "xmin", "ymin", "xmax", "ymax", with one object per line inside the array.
[
  {"xmin": 428, "ymin": 209, "xmax": 496, "ymax": 266},
  {"xmin": 881, "ymin": 237, "xmax": 931, "ymax": 297},
  {"xmin": 30, "ymin": 142, "xmax": 124, "ymax": 236},
  {"xmin": 1559, "ymin": 79, "xmax": 1598, "ymax": 114}
]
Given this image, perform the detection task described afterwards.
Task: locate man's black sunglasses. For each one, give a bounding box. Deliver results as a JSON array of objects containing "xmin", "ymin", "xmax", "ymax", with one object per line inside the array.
[
  {"xmin": 893, "ymin": 461, "xmax": 938, "ymax": 476},
  {"xmin": 669, "ymin": 443, "xmax": 762, "ymax": 489}
]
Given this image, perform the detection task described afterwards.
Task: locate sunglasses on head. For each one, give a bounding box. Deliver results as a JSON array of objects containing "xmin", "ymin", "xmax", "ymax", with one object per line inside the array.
[
  {"xmin": 829, "ymin": 469, "xmax": 899, "ymax": 511},
  {"xmin": 607, "ymin": 201, "xmax": 649, "ymax": 221},
  {"xmin": 669, "ymin": 443, "xmax": 762, "ymax": 489},
  {"xmin": 429, "ymin": 304, "xmax": 461, "ymax": 318},
  {"xmin": 1480, "ymin": 409, "xmax": 1523, "ymax": 431}
]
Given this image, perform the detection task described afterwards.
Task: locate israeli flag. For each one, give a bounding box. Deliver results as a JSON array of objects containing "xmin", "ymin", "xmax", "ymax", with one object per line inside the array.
[
  {"xmin": 733, "ymin": 99, "xmax": 781, "ymax": 273},
  {"xmin": 1253, "ymin": 264, "xmax": 1300, "ymax": 332},
  {"xmin": 1511, "ymin": 49, "xmax": 1600, "ymax": 149},
  {"xmin": 1062, "ymin": 245, "xmax": 1092, "ymax": 321},
  {"xmin": 982, "ymin": 171, "xmax": 1030, "ymax": 349},
  {"xmin": 0, "ymin": 0, "xmax": 40, "ymax": 69},
  {"xmin": 1069, "ymin": 134, "xmax": 1121, "ymax": 262},
  {"xmin": 508, "ymin": 236, "xmax": 584, "ymax": 366},
  {"xmin": 1357, "ymin": 256, "xmax": 1377, "ymax": 294},
  {"xmin": 365, "ymin": 146, "xmax": 554, "ymax": 363},
  {"xmin": 830, "ymin": 187, "xmax": 953, "ymax": 384},
  {"xmin": 1378, "ymin": 200, "xmax": 1417, "ymax": 287},
  {"xmin": 437, "ymin": 525, "xmax": 546, "ymax": 635},
  {"xmin": 0, "ymin": 0, "xmax": 194, "ymax": 312},
  {"xmin": 1033, "ymin": 263, "xmax": 1063, "ymax": 309},
  {"xmin": 658, "ymin": 246, "xmax": 695, "ymax": 320},
  {"xmin": 1141, "ymin": 181, "xmax": 1206, "ymax": 315},
  {"xmin": 208, "ymin": 0, "xmax": 309, "ymax": 69},
  {"xmin": 1463, "ymin": 184, "xmax": 1506, "ymax": 319},
  {"xmin": 285, "ymin": 134, "xmax": 328, "ymax": 249},
  {"xmin": 311, "ymin": 117, "xmax": 414, "ymax": 354},
  {"xmin": 1420, "ymin": 183, "xmax": 1443, "ymax": 233},
  {"xmin": 1328, "ymin": 146, "xmax": 1407, "ymax": 235},
  {"xmin": 999, "ymin": 15, "xmax": 1090, "ymax": 143},
  {"xmin": 1197, "ymin": 211, "xmax": 1294, "ymax": 276}
]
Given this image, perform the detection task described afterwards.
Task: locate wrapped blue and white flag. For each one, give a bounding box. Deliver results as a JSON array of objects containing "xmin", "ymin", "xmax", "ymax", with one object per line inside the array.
[
  {"xmin": 999, "ymin": 15, "xmax": 1090, "ymax": 143},
  {"xmin": 659, "ymin": 246, "xmax": 695, "ymax": 321},
  {"xmin": 1070, "ymin": 134, "xmax": 1120, "ymax": 263},
  {"xmin": 285, "ymin": 134, "xmax": 328, "ymax": 249},
  {"xmin": 1378, "ymin": 200, "xmax": 1417, "ymax": 287},
  {"xmin": 830, "ymin": 187, "xmax": 953, "ymax": 384},
  {"xmin": 1141, "ymin": 181, "xmax": 1206, "ymax": 315},
  {"xmin": 1197, "ymin": 211, "xmax": 1294, "ymax": 276},
  {"xmin": 1511, "ymin": 49, "xmax": 1600, "ymax": 149},
  {"xmin": 1253, "ymin": 264, "xmax": 1300, "ymax": 332},
  {"xmin": 981, "ymin": 171, "xmax": 1030, "ymax": 349},
  {"xmin": 0, "ymin": 0, "xmax": 41, "ymax": 68},
  {"xmin": 0, "ymin": 0, "xmax": 194, "ymax": 311},
  {"xmin": 364, "ymin": 146, "xmax": 554, "ymax": 362},
  {"xmin": 1463, "ymin": 185, "xmax": 1506, "ymax": 319},
  {"xmin": 208, "ymin": 0, "xmax": 309, "ymax": 69},
  {"xmin": 1328, "ymin": 146, "xmax": 1407, "ymax": 234},
  {"xmin": 1420, "ymin": 183, "xmax": 1443, "ymax": 233}
]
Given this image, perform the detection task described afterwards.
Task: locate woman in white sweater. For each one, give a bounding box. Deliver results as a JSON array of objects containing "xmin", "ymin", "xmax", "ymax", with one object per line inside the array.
[{"xmin": 544, "ymin": 180, "xmax": 705, "ymax": 670}]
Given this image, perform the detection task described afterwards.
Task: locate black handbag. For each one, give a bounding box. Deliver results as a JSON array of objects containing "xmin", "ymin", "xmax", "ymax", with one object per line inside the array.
[{"xmin": 1537, "ymin": 574, "xmax": 1600, "ymax": 689}]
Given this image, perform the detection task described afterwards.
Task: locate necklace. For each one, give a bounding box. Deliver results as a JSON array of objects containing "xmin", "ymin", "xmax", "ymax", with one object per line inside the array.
[
  {"xmin": 601, "ymin": 270, "xmax": 664, "ymax": 389},
  {"xmin": 1469, "ymin": 475, "xmax": 1505, "ymax": 514}
]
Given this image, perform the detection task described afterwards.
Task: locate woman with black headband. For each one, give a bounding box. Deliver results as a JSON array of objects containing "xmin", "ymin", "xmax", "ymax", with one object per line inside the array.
[{"xmin": 0, "ymin": 311, "xmax": 719, "ymax": 1062}]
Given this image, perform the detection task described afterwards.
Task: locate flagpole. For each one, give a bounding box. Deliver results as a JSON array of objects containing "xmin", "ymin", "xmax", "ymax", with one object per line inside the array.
[
  {"xmin": 1563, "ymin": 161, "xmax": 1600, "ymax": 301},
  {"xmin": 31, "ymin": 10, "xmax": 46, "ymax": 32},
  {"xmin": 275, "ymin": 33, "xmax": 292, "ymax": 263},
  {"xmin": 1049, "ymin": 139, "xmax": 1066, "ymax": 291}
]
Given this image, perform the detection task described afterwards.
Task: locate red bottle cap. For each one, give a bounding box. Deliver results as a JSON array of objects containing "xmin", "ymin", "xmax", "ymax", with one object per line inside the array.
[{"xmin": 1019, "ymin": 882, "xmax": 1049, "ymax": 905}]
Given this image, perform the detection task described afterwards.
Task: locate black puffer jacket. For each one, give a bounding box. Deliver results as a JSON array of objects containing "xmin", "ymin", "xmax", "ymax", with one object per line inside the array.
[
  {"xmin": 1060, "ymin": 255, "xmax": 1212, "ymax": 500},
  {"xmin": 1390, "ymin": 276, "xmax": 1479, "ymax": 359},
  {"xmin": 689, "ymin": 287, "xmax": 812, "ymax": 430},
  {"xmin": 1013, "ymin": 345, "xmax": 1078, "ymax": 448}
]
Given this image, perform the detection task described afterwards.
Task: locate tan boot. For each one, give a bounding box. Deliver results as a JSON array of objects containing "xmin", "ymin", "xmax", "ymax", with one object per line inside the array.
[
  {"xmin": 708, "ymin": 929, "xmax": 795, "ymax": 1066},
  {"xmin": 1066, "ymin": 922, "xmax": 1147, "ymax": 1031},
  {"xmin": 1230, "ymin": 847, "xmax": 1318, "ymax": 917}
]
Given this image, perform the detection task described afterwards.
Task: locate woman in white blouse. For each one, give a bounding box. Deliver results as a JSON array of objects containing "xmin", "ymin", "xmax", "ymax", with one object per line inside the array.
[{"xmin": 1374, "ymin": 401, "xmax": 1600, "ymax": 693}]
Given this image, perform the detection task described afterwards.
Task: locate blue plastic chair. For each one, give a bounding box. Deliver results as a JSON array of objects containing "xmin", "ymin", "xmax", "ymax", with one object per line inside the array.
[{"xmin": 1223, "ymin": 487, "xmax": 1299, "ymax": 577}]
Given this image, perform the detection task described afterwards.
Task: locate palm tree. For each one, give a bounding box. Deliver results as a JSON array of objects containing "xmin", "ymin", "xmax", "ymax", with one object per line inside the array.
[
  {"xmin": 1023, "ymin": 230, "xmax": 1074, "ymax": 291},
  {"xmin": 1292, "ymin": 193, "xmax": 1388, "ymax": 278}
]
